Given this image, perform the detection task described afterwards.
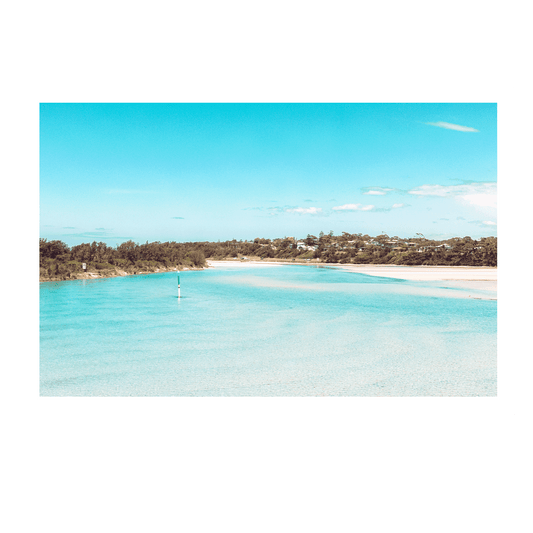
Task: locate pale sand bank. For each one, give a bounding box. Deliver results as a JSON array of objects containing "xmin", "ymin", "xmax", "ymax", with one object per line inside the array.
[
  {"xmin": 207, "ymin": 261, "xmax": 497, "ymax": 299},
  {"xmin": 208, "ymin": 260, "xmax": 496, "ymax": 280},
  {"xmin": 336, "ymin": 264, "xmax": 496, "ymax": 281},
  {"xmin": 337, "ymin": 265, "xmax": 497, "ymax": 299}
]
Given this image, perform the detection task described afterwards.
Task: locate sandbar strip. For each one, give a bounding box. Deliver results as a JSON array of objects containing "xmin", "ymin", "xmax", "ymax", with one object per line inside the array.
[{"xmin": 207, "ymin": 260, "xmax": 497, "ymax": 299}]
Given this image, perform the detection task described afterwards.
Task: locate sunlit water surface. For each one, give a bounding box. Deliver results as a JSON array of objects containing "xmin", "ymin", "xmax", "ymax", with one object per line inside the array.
[{"xmin": 40, "ymin": 265, "xmax": 496, "ymax": 396}]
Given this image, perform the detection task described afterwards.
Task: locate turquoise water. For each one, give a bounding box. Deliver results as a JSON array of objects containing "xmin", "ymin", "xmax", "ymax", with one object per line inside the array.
[{"xmin": 40, "ymin": 265, "xmax": 497, "ymax": 396}]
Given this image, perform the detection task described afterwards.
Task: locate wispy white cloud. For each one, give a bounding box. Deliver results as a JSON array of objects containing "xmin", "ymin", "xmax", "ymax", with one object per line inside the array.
[
  {"xmin": 332, "ymin": 202, "xmax": 408, "ymax": 213},
  {"xmin": 468, "ymin": 219, "xmax": 497, "ymax": 228},
  {"xmin": 375, "ymin": 203, "xmax": 410, "ymax": 212},
  {"xmin": 333, "ymin": 203, "xmax": 375, "ymax": 211},
  {"xmin": 409, "ymin": 184, "xmax": 452, "ymax": 196},
  {"xmin": 362, "ymin": 187, "xmax": 395, "ymax": 195},
  {"xmin": 460, "ymin": 193, "xmax": 497, "ymax": 208},
  {"xmin": 171, "ymin": 216, "xmax": 185, "ymax": 219},
  {"xmin": 425, "ymin": 121, "xmax": 479, "ymax": 132},
  {"xmin": 285, "ymin": 207, "xmax": 323, "ymax": 215},
  {"xmin": 408, "ymin": 182, "xmax": 496, "ymax": 208},
  {"xmin": 245, "ymin": 205, "xmax": 325, "ymax": 216}
]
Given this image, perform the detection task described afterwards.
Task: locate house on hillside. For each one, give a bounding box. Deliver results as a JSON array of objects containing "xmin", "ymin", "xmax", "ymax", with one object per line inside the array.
[{"xmin": 297, "ymin": 241, "xmax": 317, "ymax": 251}]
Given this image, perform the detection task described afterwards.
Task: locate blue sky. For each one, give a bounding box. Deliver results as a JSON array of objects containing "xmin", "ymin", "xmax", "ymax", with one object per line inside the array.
[{"xmin": 40, "ymin": 103, "xmax": 496, "ymax": 246}]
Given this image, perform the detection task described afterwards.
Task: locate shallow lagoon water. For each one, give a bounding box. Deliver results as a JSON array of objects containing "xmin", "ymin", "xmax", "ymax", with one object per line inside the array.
[{"xmin": 40, "ymin": 264, "xmax": 496, "ymax": 396}]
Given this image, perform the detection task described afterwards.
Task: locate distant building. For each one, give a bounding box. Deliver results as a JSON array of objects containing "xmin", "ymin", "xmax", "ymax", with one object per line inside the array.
[{"xmin": 297, "ymin": 241, "xmax": 317, "ymax": 251}]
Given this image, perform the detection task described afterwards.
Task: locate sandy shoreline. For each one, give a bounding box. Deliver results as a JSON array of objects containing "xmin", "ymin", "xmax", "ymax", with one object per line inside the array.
[
  {"xmin": 207, "ymin": 260, "xmax": 496, "ymax": 279},
  {"xmin": 207, "ymin": 260, "xmax": 497, "ymax": 299},
  {"xmin": 335, "ymin": 264, "xmax": 497, "ymax": 281}
]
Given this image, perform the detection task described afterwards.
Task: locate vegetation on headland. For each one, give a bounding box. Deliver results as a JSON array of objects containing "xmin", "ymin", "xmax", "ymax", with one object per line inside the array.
[
  {"xmin": 40, "ymin": 232, "xmax": 497, "ymax": 281},
  {"xmin": 39, "ymin": 239, "xmax": 207, "ymax": 281},
  {"xmin": 204, "ymin": 232, "xmax": 497, "ymax": 266}
]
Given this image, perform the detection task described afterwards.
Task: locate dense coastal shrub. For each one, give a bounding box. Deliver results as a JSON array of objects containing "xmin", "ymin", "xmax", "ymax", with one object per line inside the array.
[
  {"xmin": 39, "ymin": 233, "xmax": 497, "ymax": 280},
  {"xmin": 188, "ymin": 250, "xmax": 206, "ymax": 267},
  {"xmin": 94, "ymin": 262, "xmax": 114, "ymax": 270}
]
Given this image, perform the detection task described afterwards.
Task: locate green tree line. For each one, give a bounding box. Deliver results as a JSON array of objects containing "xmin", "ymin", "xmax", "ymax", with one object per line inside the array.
[
  {"xmin": 191, "ymin": 233, "xmax": 497, "ymax": 266},
  {"xmin": 39, "ymin": 239, "xmax": 206, "ymax": 280},
  {"xmin": 40, "ymin": 233, "xmax": 496, "ymax": 280}
]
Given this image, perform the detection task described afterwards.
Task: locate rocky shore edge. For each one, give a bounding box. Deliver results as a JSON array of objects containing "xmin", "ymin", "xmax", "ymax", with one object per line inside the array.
[{"xmin": 39, "ymin": 264, "xmax": 206, "ymax": 282}]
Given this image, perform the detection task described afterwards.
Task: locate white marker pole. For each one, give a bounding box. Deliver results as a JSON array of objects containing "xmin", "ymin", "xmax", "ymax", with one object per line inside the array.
[{"xmin": 177, "ymin": 269, "xmax": 181, "ymax": 298}]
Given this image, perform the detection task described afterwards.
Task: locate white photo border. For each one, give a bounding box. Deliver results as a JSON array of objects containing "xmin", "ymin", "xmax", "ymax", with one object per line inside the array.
[{"xmin": 17, "ymin": 84, "xmax": 516, "ymax": 416}]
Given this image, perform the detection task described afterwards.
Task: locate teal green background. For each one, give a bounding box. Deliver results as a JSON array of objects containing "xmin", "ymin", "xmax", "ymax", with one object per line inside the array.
[{"xmin": 0, "ymin": 1, "xmax": 531, "ymax": 532}]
